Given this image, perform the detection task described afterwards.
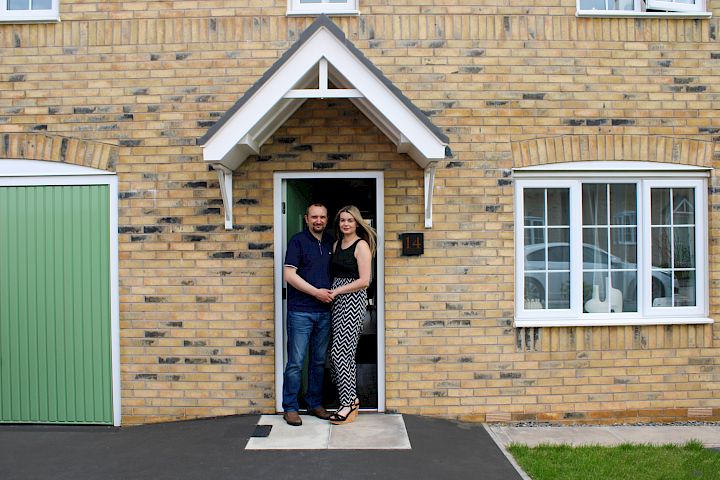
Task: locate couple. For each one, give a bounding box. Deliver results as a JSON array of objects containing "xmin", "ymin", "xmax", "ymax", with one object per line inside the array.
[{"xmin": 282, "ymin": 203, "xmax": 376, "ymax": 427}]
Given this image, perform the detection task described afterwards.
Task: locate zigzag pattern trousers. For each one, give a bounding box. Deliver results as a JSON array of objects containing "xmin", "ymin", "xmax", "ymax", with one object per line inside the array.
[{"xmin": 330, "ymin": 277, "xmax": 367, "ymax": 406}]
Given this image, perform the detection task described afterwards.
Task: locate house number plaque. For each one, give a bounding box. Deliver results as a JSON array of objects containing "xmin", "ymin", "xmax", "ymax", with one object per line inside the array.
[{"xmin": 400, "ymin": 233, "xmax": 424, "ymax": 256}]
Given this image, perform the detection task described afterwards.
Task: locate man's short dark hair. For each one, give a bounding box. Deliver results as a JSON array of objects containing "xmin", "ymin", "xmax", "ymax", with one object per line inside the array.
[{"xmin": 306, "ymin": 203, "xmax": 327, "ymax": 215}]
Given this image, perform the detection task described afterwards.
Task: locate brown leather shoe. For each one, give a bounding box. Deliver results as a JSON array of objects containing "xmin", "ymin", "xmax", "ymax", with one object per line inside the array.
[
  {"xmin": 283, "ymin": 411, "xmax": 302, "ymax": 426},
  {"xmin": 310, "ymin": 407, "xmax": 332, "ymax": 420}
]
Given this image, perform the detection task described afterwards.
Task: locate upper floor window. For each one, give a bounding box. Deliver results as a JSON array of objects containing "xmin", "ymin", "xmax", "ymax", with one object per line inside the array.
[
  {"xmin": 577, "ymin": 0, "xmax": 710, "ymax": 17},
  {"xmin": 514, "ymin": 162, "xmax": 711, "ymax": 327},
  {"xmin": 0, "ymin": 0, "xmax": 59, "ymax": 22},
  {"xmin": 287, "ymin": 0, "xmax": 358, "ymax": 16}
]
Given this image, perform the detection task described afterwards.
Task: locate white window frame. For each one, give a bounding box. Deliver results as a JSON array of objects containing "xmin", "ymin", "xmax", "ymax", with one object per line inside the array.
[
  {"xmin": 0, "ymin": 0, "xmax": 59, "ymax": 23},
  {"xmin": 514, "ymin": 165, "xmax": 710, "ymax": 327},
  {"xmin": 576, "ymin": 0, "xmax": 711, "ymax": 18},
  {"xmin": 287, "ymin": 0, "xmax": 358, "ymax": 16}
]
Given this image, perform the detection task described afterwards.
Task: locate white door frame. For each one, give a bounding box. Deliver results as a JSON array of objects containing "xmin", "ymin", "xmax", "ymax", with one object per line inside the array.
[
  {"xmin": 0, "ymin": 160, "xmax": 121, "ymax": 426},
  {"xmin": 273, "ymin": 171, "xmax": 385, "ymax": 412}
]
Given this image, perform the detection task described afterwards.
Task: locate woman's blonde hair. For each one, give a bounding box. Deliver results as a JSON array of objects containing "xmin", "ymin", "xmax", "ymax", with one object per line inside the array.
[{"xmin": 334, "ymin": 205, "xmax": 377, "ymax": 256}]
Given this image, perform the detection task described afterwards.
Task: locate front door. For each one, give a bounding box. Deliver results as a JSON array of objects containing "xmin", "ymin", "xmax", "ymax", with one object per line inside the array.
[{"xmin": 273, "ymin": 172, "xmax": 385, "ymax": 412}]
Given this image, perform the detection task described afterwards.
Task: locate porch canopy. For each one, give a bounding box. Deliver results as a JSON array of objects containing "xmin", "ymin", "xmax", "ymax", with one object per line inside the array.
[{"xmin": 198, "ymin": 15, "xmax": 449, "ymax": 229}]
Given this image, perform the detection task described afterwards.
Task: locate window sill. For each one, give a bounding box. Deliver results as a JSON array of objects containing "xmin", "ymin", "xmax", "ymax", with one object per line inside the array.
[
  {"xmin": 0, "ymin": 15, "xmax": 60, "ymax": 23},
  {"xmin": 514, "ymin": 316, "xmax": 713, "ymax": 327},
  {"xmin": 286, "ymin": 9, "xmax": 359, "ymax": 16},
  {"xmin": 577, "ymin": 10, "xmax": 712, "ymax": 18}
]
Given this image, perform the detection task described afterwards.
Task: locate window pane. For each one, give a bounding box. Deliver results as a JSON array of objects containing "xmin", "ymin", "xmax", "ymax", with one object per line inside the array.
[
  {"xmin": 524, "ymin": 229, "xmax": 545, "ymax": 270},
  {"xmin": 651, "ymin": 227, "xmax": 671, "ymax": 269},
  {"xmin": 580, "ymin": 0, "xmax": 636, "ymax": 10},
  {"xmin": 652, "ymin": 270, "xmax": 673, "ymax": 307},
  {"xmin": 674, "ymin": 271, "xmax": 696, "ymax": 307},
  {"xmin": 548, "ymin": 228, "xmax": 569, "ymax": 270},
  {"xmin": 32, "ymin": 0, "xmax": 52, "ymax": 8},
  {"xmin": 548, "ymin": 227, "xmax": 569, "ymax": 244},
  {"xmin": 582, "ymin": 184, "xmax": 607, "ymax": 226},
  {"xmin": 611, "ymin": 227, "xmax": 637, "ymax": 265},
  {"xmin": 300, "ymin": 0, "xmax": 323, "ymax": 3},
  {"xmin": 583, "ymin": 228, "xmax": 608, "ymax": 269},
  {"xmin": 609, "ymin": 0, "xmax": 634, "ymax": 9},
  {"xmin": 651, "ymin": 188, "xmax": 671, "ymax": 225},
  {"xmin": 674, "ymin": 227, "xmax": 695, "ymax": 269},
  {"xmin": 673, "ymin": 188, "xmax": 695, "ymax": 225},
  {"xmin": 651, "ymin": 187, "xmax": 698, "ymax": 309},
  {"xmin": 547, "ymin": 242, "xmax": 570, "ymax": 271},
  {"xmin": 8, "ymin": 0, "xmax": 30, "ymax": 10},
  {"xmin": 525, "ymin": 228, "xmax": 545, "ymax": 247},
  {"xmin": 583, "ymin": 272, "xmax": 610, "ymax": 313},
  {"xmin": 548, "ymin": 272, "xmax": 570, "ymax": 309},
  {"xmin": 524, "ymin": 189, "xmax": 545, "ymax": 226},
  {"xmin": 524, "ymin": 274, "xmax": 546, "ymax": 309},
  {"xmin": 547, "ymin": 188, "xmax": 569, "ymax": 226},
  {"xmin": 522, "ymin": 186, "xmax": 571, "ymax": 312},
  {"xmin": 579, "ymin": 0, "xmax": 607, "ymax": 9},
  {"xmin": 610, "ymin": 184, "xmax": 636, "ymax": 225},
  {"xmin": 613, "ymin": 271, "xmax": 637, "ymax": 312}
]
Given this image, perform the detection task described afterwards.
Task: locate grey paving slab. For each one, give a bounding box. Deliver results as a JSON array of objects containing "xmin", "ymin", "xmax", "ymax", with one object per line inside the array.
[
  {"xmin": 489, "ymin": 424, "xmax": 720, "ymax": 448},
  {"xmin": 609, "ymin": 426, "xmax": 720, "ymax": 447},
  {"xmin": 329, "ymin": 413, "xmax": 411, "ymax": 449},
  {"xmin": 488, "ymin": 425, "xmax": 624, "ymax": 447},
  {"xmin": 246, "ymin": 415, "xmax": 330, "ymax": 449},
  {"xmin": 0, "ymin": 414, "xmax": 521, "ymax": 480}
]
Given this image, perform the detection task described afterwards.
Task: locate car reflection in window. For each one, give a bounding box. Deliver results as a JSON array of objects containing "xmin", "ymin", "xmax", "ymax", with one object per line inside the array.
[{"xmin": 524, "ymin": 242, "xmax": 672, "ymax": 312}]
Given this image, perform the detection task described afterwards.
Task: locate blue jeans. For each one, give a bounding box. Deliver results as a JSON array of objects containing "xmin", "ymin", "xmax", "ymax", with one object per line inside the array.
[{"xmin": 282, "ymin": 310, "xmax": 331, "ymax": 412}]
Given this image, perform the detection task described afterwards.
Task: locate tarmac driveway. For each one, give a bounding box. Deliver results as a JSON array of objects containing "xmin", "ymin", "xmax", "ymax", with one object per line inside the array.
[{"xmin": 0, "ymin": 414, "xmax": 520, "ymax": 480}]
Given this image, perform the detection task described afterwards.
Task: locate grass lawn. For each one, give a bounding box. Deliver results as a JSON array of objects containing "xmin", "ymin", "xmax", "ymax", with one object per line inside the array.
[{"xmin": 508, "ymin": 441, "xmax": 720, "ymax": 480}]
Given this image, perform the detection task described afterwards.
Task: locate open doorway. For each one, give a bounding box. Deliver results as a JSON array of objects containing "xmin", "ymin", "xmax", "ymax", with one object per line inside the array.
[{"xmin": 273, "ymin": 172, "xmax": 385, "ymax": 412}]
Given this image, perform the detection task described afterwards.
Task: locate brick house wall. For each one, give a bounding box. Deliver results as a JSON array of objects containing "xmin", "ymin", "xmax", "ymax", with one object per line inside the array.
[{"xmin": 1, "ymin": 1, "xmax": 719, "ymax": 425}]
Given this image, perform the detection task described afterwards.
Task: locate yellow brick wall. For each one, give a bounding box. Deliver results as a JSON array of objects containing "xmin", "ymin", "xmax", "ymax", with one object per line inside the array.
[{"xmin": 1, "ymin": 2, "xmax": 719, "ymax": 424}]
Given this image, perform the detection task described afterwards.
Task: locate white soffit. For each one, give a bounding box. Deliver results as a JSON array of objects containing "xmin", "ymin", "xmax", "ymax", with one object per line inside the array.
[{"xmin": 198, "ymin": 15, "xmax": 449, "ymax": 171}]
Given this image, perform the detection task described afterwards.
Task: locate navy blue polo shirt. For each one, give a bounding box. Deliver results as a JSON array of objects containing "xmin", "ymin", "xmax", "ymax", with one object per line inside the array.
[{"xmin": 284, "ymin": 229, "xmax": 334, "ymax": 313}]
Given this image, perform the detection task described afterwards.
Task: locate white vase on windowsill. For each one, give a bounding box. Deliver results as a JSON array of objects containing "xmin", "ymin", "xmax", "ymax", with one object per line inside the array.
[
  {"xmin": 584, "ymin": 284, "xmax": 608, "ymax": 313},
  {"xmin": 584, "ymin": 280, "xmax": 623, "ymax": 313}
]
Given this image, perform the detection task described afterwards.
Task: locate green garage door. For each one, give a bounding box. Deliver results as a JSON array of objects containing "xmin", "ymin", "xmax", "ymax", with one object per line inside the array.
[{"xmin": 0, "ymin": 185, "xmax": 112, "ymax": 424}]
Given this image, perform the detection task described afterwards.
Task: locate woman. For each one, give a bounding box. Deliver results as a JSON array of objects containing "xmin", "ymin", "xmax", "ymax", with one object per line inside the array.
[{"xmin": 327, "ymin": 205, "xmax": 377, "ymax": 425}]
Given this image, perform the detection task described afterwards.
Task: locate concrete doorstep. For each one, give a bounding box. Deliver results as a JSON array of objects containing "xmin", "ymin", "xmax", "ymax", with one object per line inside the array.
[{"xmin": 245, "ymin": 413, "xmax": 411, "ymax": 450}]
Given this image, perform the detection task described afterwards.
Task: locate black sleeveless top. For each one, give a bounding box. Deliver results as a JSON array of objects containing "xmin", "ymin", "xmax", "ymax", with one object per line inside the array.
[{"xmin": 331, "ymin": 239, "xmax": 361, "ymax": 279}]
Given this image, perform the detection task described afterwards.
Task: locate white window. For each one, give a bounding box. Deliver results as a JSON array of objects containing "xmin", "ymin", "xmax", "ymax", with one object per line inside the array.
[
  {"xmin": 287, "ymin": 0, "xmax": 358, "ymax": 16},
  {"xmin": 0, "ymin": 0, "xmax": 58, "ymax": 22},
  {"xmin": 577, "ymin": 0, "xmax": 710, "ymax": 16},
  {"xmin": 514, "ymin": 163, "xmax": 710, "ymax": 327}
]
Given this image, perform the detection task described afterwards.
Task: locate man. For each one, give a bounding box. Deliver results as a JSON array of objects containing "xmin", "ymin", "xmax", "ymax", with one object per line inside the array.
[{"xmin": 281, "ymin": 203, "xmax": 334, "ymax": 426}]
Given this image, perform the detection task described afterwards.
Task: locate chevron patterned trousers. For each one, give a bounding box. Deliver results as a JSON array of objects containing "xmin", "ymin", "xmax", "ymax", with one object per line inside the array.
[{"xmin": 330, "ymin": 277, "xmax": 367, "ymax": 406}]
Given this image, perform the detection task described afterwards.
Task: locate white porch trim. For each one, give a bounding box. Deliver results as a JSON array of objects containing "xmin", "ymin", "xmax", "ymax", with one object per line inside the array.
[{"xmin": 200, "ymin": 16, "xmax": 448, "ymax": 230}]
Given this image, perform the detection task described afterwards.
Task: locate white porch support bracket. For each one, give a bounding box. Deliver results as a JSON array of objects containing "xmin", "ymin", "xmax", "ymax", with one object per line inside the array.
[
  {"xmin": 213, "ymin": 164, "xmax": 234, "ymax": 230},
  {"xmin": 424, "ymin": 162, "xmax": 437, "ymax": 229}
]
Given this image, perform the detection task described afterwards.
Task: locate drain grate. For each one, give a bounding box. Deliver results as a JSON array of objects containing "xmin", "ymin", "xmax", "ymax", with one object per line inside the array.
[{"xmin": 251, "ymin": 425, "xmax": 272, "ymax": 438}]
